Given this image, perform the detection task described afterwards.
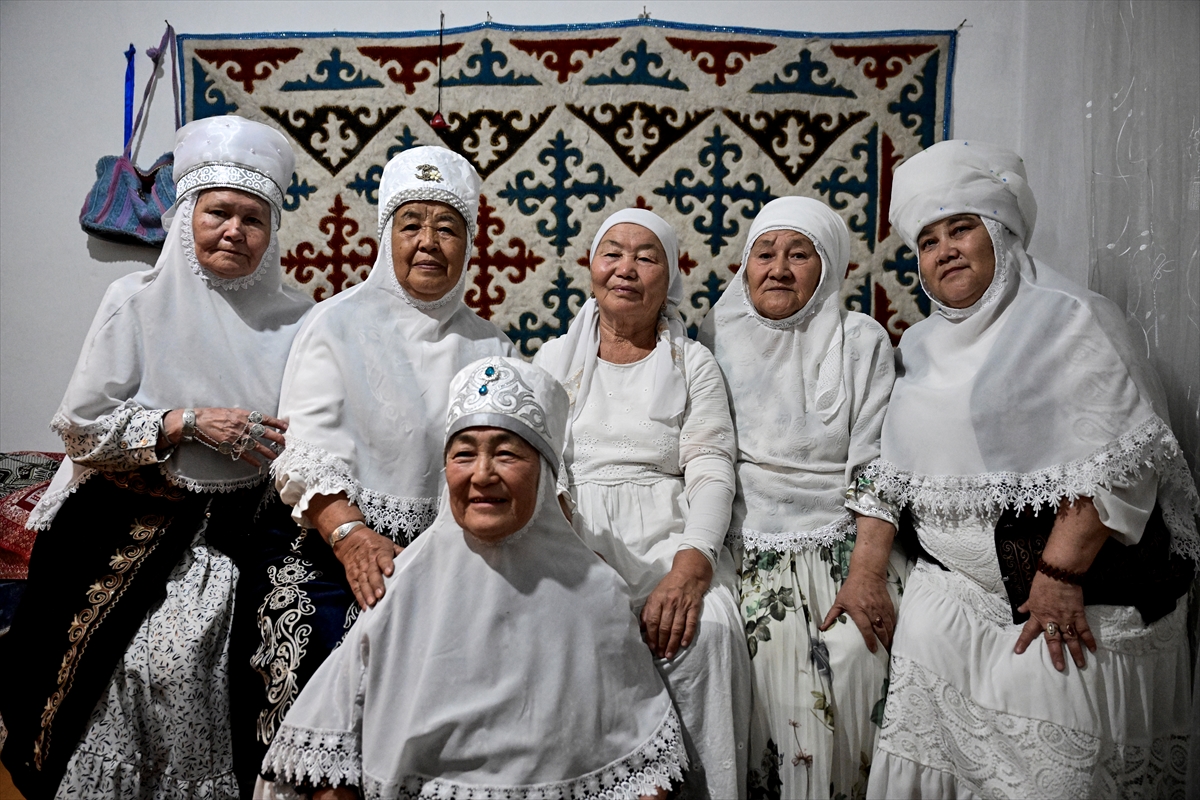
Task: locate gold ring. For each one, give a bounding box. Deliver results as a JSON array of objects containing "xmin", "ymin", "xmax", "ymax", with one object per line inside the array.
[{"xmin": 1045, "ymin": 621, "xmax": 1060, "ymax": 637}]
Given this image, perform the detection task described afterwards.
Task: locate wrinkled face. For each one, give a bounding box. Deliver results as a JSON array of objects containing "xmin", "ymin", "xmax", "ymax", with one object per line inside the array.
[
  {"xmin": 916, "ymin": 214, "xmax": 997, "ymax": 309},
  {"xmin": 590, "ymin": 223, "xmax": 671, "ymax": 328},
  {"xmin": 391, "ymin": 201, "xmax": 468, "ymax": 302},
  {"xmin": 745, "ymin": 229, "xmax": 823, "ymax": 320},
  {"xmin": 192, "ymin": 189, "xmax": 271, "ymax": 279},
  {"xmin": 445, "ymin": 427, "xmax": 541, "ymax": 544}
]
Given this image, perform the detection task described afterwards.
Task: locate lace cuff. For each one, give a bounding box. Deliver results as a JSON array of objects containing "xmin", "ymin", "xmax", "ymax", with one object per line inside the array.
[
  {"xmin": 365, "ymin": 706, "xmax": 687, "ymax": 800},
  {"xmin": 262, "ymin": 725, "xmax": 361, "ymax": 790},
  {"xmin": 844, "ymin": 473, "xmax": 900, "ymax": 526},
  {"xmin": 51, "ymin": 401, "xmax": 166, "ymax": 471},
  {"xmin": 273, "ymin": 438, "xmax": 439, "ymax": 544}
]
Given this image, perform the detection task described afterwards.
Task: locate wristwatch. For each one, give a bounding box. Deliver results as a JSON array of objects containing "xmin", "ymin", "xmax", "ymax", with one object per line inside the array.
[{"xmin": 329, "ymin": 519, "xmax": 367, "ymax": 548}]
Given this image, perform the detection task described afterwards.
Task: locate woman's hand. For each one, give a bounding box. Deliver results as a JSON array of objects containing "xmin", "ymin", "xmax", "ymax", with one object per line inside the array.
[
  {"xmin": 820, "ymin": 569, "xmax": 895, "ymax": 653},
  {"xmin": 641, "ymin": 548, "xmax": 713, "ymax": 659},
  {"xmin": 335, "ymin": 526, "xmax": 403, "ymax": 610},
  {"xmin": 821, "ymin": 513, "xmax": 897, "ymax": 652},
  {"xmin": 160, "ymin": 407, "xmax": 287, "ymax": 467},
  {"xmin": 1013, "ymin": 497, "xmax": 1108, "ymax": 671},
  {"xmin": 307, "ymin": 493, "xmax": 403, "ymax": 610},
  {"xmin": 1015, "ymin": 572, "xmax": 1096, "ymax": 671}
]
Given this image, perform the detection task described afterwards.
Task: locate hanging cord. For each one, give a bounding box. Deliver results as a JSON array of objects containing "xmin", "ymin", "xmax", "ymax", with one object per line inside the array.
[
  {"xmin": 430, "ymin": 11, "xmax": 449, "ymax": 129},
  {"xmin": 125, "ymin": 21, "xmax": 180, "ymax": 158},
  {"xmin": 123, "ymin": 44, "xmax": 136, "ymax": 148}
]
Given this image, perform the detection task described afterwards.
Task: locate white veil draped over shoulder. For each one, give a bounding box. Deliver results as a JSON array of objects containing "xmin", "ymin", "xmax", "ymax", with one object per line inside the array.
[
  {"xmin": 30, "ymin": 116, "xmax": 311, "ymax": 528},
  {"xmin": 263, "ymin": 357, "xmax": 686, "ymax": 800},
  {"xmin": 873, "ymin": 140, "xmax": 1199, "ymax": 559},
  {"xmin": 272, "ymin": 146, "xmax": 515, "ymax": 542}
]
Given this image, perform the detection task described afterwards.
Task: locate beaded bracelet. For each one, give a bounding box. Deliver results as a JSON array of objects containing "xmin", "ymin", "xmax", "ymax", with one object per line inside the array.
[{"xmin": 1036, "ymin": 556, "xmax": 1087, "ymax": 586}]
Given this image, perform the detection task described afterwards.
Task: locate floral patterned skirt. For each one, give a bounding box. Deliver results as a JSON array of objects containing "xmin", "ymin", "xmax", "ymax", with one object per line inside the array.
[{"xmin": 740, "ymin": 538, "xmax": 908, "ymax": 800}]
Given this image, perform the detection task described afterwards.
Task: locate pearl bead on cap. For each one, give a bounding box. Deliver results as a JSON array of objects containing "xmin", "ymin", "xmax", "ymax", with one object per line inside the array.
[{"xmin": 888, "ymin": 139, "xmax": 1038, "ymax": 250}]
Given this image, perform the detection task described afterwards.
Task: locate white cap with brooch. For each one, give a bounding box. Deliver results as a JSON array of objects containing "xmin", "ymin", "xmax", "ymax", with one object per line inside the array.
[{"xmin": 377, "ymin": 145, "xmax": 482, "ymax": 242}]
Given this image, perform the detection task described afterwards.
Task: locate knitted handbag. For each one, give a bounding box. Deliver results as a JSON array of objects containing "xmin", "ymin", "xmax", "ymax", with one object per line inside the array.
[{"xmin": 80, "ymin": 23, "xmax": 180, "ymax": 247}]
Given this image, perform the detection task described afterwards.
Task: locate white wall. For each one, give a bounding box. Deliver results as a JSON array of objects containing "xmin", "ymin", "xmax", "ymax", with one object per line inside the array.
[{"xmin": 0, "ymin": 0, "xmax": 1090, "ymax": 451}]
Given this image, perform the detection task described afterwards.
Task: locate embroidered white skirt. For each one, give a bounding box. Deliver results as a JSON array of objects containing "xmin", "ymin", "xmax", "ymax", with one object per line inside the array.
[
  {"xmin": 55, "ymin": 528, "xmax": 240, "ymax": 799},
  {"xmin": 869, "ymin": 554, "xmax": 1190, "ymax": 799}
]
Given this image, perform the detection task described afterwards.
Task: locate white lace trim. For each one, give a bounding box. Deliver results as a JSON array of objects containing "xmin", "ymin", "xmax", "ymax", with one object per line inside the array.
[
  {"xmin": 262, "ymin": 726, "xmax": 361, "ymax": 789},
  {"xmin": 927, "ymin": 218, "xmax": 1010, "ymax": 320},
  {"xmin": 179, "ymin": 193, "xmax": 279, "ymax": 292},
  {"xmin": 176, "ymin": 161, "xmax": 285, "ymax": 224},
  {"xmin": 381, "ymin": 233, "xmax": 470, "ymax": 313},
  {"xmin": 50, "ymin": 404, "xmax": 162, "ymax": 470},
  {"xmin": 378, "ymin": 187, "xmax": 476, "ymax": 244},
  {"xmin": 273, "ymin": 438, "xmax": 438, "ymax": 544},
  {"xmin": 877, "ymin": 654, "xmax": 1188, "ymax": 797},
  {"xmin": 728, "ymin": 513, "xmax": 856, "ymax": 553},
  {"xmin": 366, "ymin": 706, "xmax": 686, "ymax": 800},
  {"xmin": 867, "ymin": 417, "xmax": 1200, "ymax": 561},
  {"xmin": 25, "ymin": 468, "xmax": 97, "ymax": 531},
  {"xmin": 736, "ymin": 224, "xmax": 832, "ymax": 329},
  {"xmin": 160, "ymin": 462, "xmax": 267, "ymax": 493}
]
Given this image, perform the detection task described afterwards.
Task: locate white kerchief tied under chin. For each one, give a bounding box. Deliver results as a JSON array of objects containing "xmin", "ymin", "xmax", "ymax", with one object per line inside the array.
[{"xmin": 445, "ymin": 358, "xmax": 569, "ymax": 475}]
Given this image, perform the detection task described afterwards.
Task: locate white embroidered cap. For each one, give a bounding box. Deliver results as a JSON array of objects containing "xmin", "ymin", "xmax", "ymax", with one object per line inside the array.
[
  {"xmin": 172, "ymin": 115, "xmax": 294, "ymax": 227},
  {"xmin": 378, "ymin": 146, "xmax": 482, "ymax": 242},
  {"xmin": 445, "ymin": 357, "xmax": 569, "ymax": 475},
  {"xmin": 889, "ymin": 139, "xmax": 1038, "ymax": 249}
]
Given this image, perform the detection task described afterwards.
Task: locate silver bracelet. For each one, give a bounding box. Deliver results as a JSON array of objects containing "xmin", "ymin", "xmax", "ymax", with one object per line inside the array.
[
  {"xmin": 329, "ymin": 519, "xmax": 367, "ymax": 548},
  {"xmin": 181, "ymin": 409, "xmax": 197, "ymax": 442}
]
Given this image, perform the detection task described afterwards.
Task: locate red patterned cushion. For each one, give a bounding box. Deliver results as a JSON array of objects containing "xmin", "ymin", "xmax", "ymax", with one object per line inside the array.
[{"xmin": 0, "ymin": 452, "xmax": 65, "ymax": 580}]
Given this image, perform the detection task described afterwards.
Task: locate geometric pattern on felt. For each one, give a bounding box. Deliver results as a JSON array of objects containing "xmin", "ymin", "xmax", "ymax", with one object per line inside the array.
[{"xmin": 180, "ymin": 20, "xmax": 955, "ymax": 350}]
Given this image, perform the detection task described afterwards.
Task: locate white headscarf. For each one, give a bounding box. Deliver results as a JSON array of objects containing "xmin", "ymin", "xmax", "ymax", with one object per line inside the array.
[
  {"xmin": 534, "ymin": 209, "xmax": 688, "ymax": 425},
  {"xmin": 29, "ymin": 117, "xmax": 311, "ymax": 527},
  {"xmin": 699, "ymin": 197, "xmax": 895, "ymax": 551},
  {"xmin": 273, "ymin": 146, "xmax": 515, "ymax": 542},
  {"xmin": 263, "ymin": 358, "xmax": 686, "ymax": 799},
  {"xmin": 874, "ymin": 140, "xmax": 1199, "ymax": 558}
]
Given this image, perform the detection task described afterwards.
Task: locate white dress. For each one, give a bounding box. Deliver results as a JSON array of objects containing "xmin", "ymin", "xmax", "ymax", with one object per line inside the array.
[
  {"xmin": 560, "ymin": 341, "xmax": 752, "ymax": 800},
  {"xmin": 868, "ymin": 507, "xmax": 1191, "ymax": 798}
]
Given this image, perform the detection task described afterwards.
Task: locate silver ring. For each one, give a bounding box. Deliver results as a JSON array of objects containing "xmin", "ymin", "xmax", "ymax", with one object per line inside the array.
[
  {"xmin": 250, "ymin": 423, "xmax": 265, "ymax": 438},
  {"xmin": 1045, "ymin": 621, "xmax": 1060, "ymax": 637},
  {"xmin": 248, "ymin": 411, "xmax": 263, "ymax": 424},
  {"xmin": 217, "ymin": 441, "xmax": 233, "ymax": 456},
  {"xmin": 873, "ymin": 617, "xmax": 884, "ymax": 627}
]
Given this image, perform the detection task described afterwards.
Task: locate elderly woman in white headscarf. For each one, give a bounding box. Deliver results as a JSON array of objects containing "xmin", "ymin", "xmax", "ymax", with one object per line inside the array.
[
  {"xmin": 249, "ymin": 146, "xmax": 515, "ymax": 778},
  {"xmin": 0, "ymin": 116, "xmax": 311, "ymax": 798},
  {"xmin": 864, "ymin": 140, "xmax": 1199, "ymax": 798},
  {"xmin": 698, "ymin": 197, "xmax": 905, "ymax": 799},
  {"xmin": 262, "ymin": 357, "xmax": 687, "ymax": 800},
  {"xmin": 534, "ymin": 209, "xmax": 752, "ymax": 800}
]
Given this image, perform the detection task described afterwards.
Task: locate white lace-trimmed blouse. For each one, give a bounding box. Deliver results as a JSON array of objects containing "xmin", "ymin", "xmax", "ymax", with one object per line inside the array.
[
  {"xmin": 273, "ymin": 256, "xmax": 515, "ymax": 543},
  {"xmin": 552, "ymin": 338, "xmax": 737, "ymax": 604}
]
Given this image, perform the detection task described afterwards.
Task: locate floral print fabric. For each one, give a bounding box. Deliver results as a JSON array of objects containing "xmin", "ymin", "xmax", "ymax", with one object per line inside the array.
[{"xmin": 741, "ymin": 538, "xmax": 908, "ymax": 800}]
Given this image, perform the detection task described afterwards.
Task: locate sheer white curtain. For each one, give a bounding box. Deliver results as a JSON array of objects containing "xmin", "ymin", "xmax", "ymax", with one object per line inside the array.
[
  {"xmin": 1085, "ymin": 3, "xmax": 1200, "ymax": 789},
  {"xmin": 1085, "ymin": 0, "xmax": 1200, "ymax": 488}
]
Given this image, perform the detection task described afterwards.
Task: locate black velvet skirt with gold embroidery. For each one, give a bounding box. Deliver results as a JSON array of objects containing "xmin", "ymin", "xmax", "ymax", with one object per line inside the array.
[{"xmin": 0, "ymin": 466, "xmax": 263, "ymax": 799}]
